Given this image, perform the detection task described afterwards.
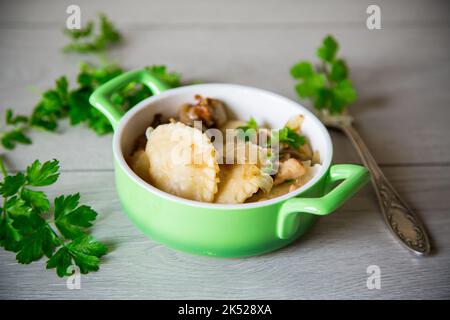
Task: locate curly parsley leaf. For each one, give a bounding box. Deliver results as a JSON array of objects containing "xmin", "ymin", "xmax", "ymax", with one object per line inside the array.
[{"xmin": 291, "ymin": 35, "xmax": 357, "ymax": 114}]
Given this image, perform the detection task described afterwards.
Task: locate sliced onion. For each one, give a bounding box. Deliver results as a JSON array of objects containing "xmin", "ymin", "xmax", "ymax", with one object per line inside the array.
[{"xmin": 258, "ymin": 172, "xmax": 274, "ymax": 194}]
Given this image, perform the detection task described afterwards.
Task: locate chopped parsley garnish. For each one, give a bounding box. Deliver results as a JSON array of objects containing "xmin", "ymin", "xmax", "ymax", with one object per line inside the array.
[
  {"xmin": 237, "ymin": 117, "xmax": 258, "ymax": 142},
  {"xmin": 269, "ymin": 127, "xmax": 305, "ymax": 149}
]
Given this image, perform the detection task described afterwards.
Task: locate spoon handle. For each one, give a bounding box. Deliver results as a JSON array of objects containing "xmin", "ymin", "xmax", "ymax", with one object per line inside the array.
[{"xmin": 341, "ymin": 124, "xmax": 431, "ymax": 255}]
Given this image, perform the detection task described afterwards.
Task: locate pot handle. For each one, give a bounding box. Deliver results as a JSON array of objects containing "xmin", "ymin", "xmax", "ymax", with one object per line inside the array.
[
  {"xmin": 89, "ymin": 68, "xmax": 171, "ymax": 130},
  {"xmin": 277, "ymin": 164, "xmax": 369, "ymax": 239}
]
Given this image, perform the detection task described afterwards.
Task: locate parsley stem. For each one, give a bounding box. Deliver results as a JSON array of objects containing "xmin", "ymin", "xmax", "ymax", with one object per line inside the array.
[
  {"xmin": 0, "ymin": 157, "xmax": 7, "ymax": 218},
  {"xmin": 322, "ymin": 61, "xmax": 331, "ymax": 86},
  {"xmin": 1, "ymin": 198, "xmax": 6, "ymax": 217},
  {"xmin": 47, "ymin": 224, "xmax": 64, "ymax": 246},
  {"xmin": 0, "ymin": 156, "xmax": 7, "ymax": 177}
]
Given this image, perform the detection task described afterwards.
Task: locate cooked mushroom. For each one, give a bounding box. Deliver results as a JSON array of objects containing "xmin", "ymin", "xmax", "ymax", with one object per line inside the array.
[{"xmin": 178, "ymin": 95, "xmax": 227, "ymax": 128}]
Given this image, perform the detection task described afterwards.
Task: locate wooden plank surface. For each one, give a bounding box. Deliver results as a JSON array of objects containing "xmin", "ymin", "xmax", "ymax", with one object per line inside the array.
[{"xmin": 0, "ymin": 0, "xmax": 449, "ymax": 299}]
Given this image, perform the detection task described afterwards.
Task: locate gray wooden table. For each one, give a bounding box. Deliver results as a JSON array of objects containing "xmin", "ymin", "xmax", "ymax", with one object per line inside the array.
[{"xmin": 0, "ymin": 0, "xmax": 449, "ymax": 299}]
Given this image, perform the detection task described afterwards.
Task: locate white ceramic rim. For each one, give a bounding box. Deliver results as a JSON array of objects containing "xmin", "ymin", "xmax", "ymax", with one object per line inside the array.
[{"xmin": 112, "ymin": 83, "xmax": 333, "ymax": 210}]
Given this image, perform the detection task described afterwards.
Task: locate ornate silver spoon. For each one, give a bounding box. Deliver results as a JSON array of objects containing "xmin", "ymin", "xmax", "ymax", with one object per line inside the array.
[{"xmin": 318, "ymin": 111, "xmax": 431, "ymax": 255}]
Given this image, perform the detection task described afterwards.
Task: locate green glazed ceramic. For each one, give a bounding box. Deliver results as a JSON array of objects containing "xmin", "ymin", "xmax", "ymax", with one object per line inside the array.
[{"xmin": 89, "ymin": 68, "xmax": 370, "ymax": 257}]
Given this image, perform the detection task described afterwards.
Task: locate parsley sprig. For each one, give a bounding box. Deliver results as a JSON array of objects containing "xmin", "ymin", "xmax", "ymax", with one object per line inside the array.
[
  {"xmin": 1, "ymin": 63, "xmax": 181, "ymax": 149},
  {"xmin": 1, "ymin": 13, "xmax": 182, "ymax": 150},
  {"xmin": 290, "ymin": 35, "xmax": 357, "ymax": 114},
  {"xmin": 63, "ymin": 13, "xmax": 121, "ymax": 53},
  {"xmin": 0, "ymin": 109, "xmax": 32, "ymax": 150},
  {"xmin": 0, "ymin": 158, "xmax": 107, "ymax": 277}
]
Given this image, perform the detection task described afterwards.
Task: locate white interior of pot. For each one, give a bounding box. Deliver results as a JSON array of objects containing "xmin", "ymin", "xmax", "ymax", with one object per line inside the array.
[{"xmin": 114, "ymin": 83, "xmax": 333, "ymax": 209}]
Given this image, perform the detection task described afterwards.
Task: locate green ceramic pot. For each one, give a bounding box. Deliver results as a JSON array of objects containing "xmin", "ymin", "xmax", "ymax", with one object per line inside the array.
[{"xmin": 89, "ymin": 68, "xmax": 369, "ymax": 257}]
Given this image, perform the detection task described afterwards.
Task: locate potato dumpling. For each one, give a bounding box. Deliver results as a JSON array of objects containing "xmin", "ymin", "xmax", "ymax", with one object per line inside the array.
[
  {"xmin": 128, "ymin": 149, "xmax": 151, "ymax": 183},
  {"xmin": 146, "ymin": 122, "xmax": 220, "ymax": 202},
  {"xmin": 215, "ymin": 164, "xmax": 273, "ymax": 204}
]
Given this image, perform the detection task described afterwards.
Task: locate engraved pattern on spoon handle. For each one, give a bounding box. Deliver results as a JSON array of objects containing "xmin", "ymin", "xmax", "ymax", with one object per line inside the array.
[{"xmin": 341, "ymin": 125, "xmax": 431, "ymax": 255}]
